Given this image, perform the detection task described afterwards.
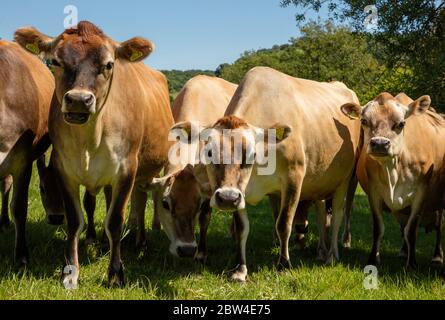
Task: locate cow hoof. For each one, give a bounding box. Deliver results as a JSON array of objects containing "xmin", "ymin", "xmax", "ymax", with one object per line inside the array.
[
  {"xmin": 316, "ymin": 248, "xmax": 328, "ymax": 262},
  {"xmin": 325, "ymin": 250, "xmax": 339, "ymax": 265},
  {"xmin": 342, "ymin": 233, "xmax": 352, "ymax": 249},
  {"xmin": 277, "ymin": 257, "xmax": 292, "ymax": 271},
  {"xmin": 195, "ymin": 251, "xmax": 208, "ymax": 264},
  {"xmin": 405, "ymin": 263, "xmax": 417, "ymax": 273},
  {"xmin": 108, "ymin": 264, "xmax": 125, "ymax": 288},
  {"xmin": 431, "ymin": 256, "xmax": 443, "ymax": 266},
  {"xmin": 231, "ymin": 265, "xmax": 247, "ymax": 283}
]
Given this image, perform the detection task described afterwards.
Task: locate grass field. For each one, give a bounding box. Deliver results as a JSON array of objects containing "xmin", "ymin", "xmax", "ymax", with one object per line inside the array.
[{"xmin": 0, "ymin": 166, "xmax": 444, "ymax": 300}]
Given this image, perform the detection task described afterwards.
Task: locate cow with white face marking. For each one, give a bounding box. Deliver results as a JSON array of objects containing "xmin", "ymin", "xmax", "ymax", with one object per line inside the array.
[
  {"xmin": 14, "ymin": 21, "xmax": 174, "ymax": 287},
  {"xmin": 342, "ymin": 92, "xmax": 445, "ymax": 270},
  {"xmin": 175, "ymin": 67, "xmax": 361, "ymax": 281}
]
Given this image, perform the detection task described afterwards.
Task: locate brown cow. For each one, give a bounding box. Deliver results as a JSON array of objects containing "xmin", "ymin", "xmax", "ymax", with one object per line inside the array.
[
  {"xmin": 342, "ymin": 92, "xmax": 445, "ymax": 270},
  {"xmin": 15, "ymin": 21, "xmax": 174, "ymax": 287},
  {"xmin": 0, "ymin": 40, "xmax": 54, "ymax": 266},
  {"xmin": 174, "ymin": 67, "xmax": 361, "ymax": 281}
]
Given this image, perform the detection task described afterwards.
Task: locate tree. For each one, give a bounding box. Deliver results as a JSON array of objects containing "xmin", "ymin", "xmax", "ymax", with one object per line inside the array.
[
  {"xmin": 218, "ymin": 22, "xmax": 386, "ymax": 103},
  {"xmin": 281, "ymin": 0, "xmax": 445, "ymax": 109}
]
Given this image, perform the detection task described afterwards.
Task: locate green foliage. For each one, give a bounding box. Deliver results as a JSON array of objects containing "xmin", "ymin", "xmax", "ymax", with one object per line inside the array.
[
  {"xmin": 219, "ymin": 22, "xmax": 390, "ymax": 103},
  {"xmin": 162, "ymin": 70, "xmax": 215, "ymax": 102},
  {"xmin": 0, "ymin": 166, "xmax": 444, "ymax": 299},
  {"xmin": 280, "ymin": 0, "xmax": 445, "ymax": 109}
]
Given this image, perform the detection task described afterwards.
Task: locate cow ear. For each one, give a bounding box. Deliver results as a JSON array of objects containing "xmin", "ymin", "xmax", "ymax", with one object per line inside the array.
[
  {"xmin": 406, "ymin": 95, "xmax": 431, "ymax": 118},
  {"xmin": 341, "ymin": 103, "xmax": 362, "ymax": 120},
  {"xmin": 116, "ymin": 37, "xmax": 155, "ymax": 62},
  {"xmin": 170, "ymin": 121, "xmax": 201, "ymax": 144},
  {"xmin": 14, "ymin": 27, "xmax": 54, "ymax": 55},
  {"xmin": 268, "ymin": 124, "xmax": 292, "ymax": 143}
]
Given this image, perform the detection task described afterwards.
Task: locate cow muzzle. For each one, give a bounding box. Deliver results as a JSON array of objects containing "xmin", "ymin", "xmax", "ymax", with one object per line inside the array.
[
  {"xmin": 62, "ymin": 90, "xmax": 96, "ymax": 125},
  {"xmin": 170, "ymin": 241, "xmax": 198, "ymax": 258},
  {"xmin": 211, "ymin": 187, "xmax": 245, "ymax": 211},
  {"xmin": 369, "ymin": 137, "xmax": 391, "ymax": 157}
]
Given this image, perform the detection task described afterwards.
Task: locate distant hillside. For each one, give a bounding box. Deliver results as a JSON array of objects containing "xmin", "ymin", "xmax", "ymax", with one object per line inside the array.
[{"xmin": 162, "ymin": 69, "xmax": 215, "ymax": 101}]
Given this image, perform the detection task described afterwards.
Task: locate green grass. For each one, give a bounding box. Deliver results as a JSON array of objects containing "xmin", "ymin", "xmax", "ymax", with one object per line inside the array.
[{"xmin": 0, "ymin": 166, "xmax": 444, "ymax": 300}]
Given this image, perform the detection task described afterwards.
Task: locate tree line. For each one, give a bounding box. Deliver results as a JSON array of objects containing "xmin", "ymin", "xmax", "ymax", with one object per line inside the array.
[{"xmin": 162, "ymin": 1, "xmax": 444, "ymax": 110}]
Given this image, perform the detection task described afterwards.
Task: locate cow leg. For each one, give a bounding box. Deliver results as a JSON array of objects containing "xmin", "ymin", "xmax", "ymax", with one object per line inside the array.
[
  {"xmin": 294, "ymin": 201, "xmax": 310, "ymax": 251},
  {"xmin": 432, "ymin": 210, "xmax": 443, "ymax": 265},
  {"xmin": 83, "ymin": 192, "xmax": 97, "ymax": 245},
  {"xmin": 231, "ymin": 209, "xmax": 250, "ymax": 282},
  {"xmin": 404, "ymin": 196, "xmax": 424, "ymax": 271},
  {"xmin": 151, "ymin": 186, "xmax": 161, "ymax": 232},
  {"xmin": 11, "ymin": 165, "xmax": 32, "ymax": 267},
  {"xmin": 342, "ymin": 174, "xmax": 358, "ymax": 249},
  {"xmin": 367, "ymin": 193, "xmax": 384, "ymax": 266},
  {"xmin": 100, "ymin": 186, "xmax": 112, "ymax": 245},
  {"xmin": 276, "ymin": 177, "xmax": 302, "ymax": 270},
  {"xmin": 315, "ymin": 200, "xmax": 329, "ymax": 261},
  {"xmin": 325, "ymin": 179, "xmax": 351, "ymax": 265},
  {"xmin": 196, "ymin": 200, "xmax": 211, "ymax": 263},
  {"xmin": 130, "ymin": 188, "xmax": 148, "ymax": 250},
  {"xmin": 106, "ymin": 173, "xmax": 135, "ymax": 288},
  {"xmin": 268, "ymin": 194, "xmax": 280, "ymax": 245},
  {"xmin": 59, "ymin": 177, "xmax": 83, "ymax": 287},
  {"xmin": 0, "ymin": 176, "xmax": 12, "ymax": 230}
]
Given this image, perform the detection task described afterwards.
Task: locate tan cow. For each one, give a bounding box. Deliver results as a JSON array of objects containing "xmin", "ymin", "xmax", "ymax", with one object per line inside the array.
[
  {"xmin": 342, "ymin": 92, "xmax": 445, "ymax": 270},
  {"xmin": 174, "ymin": 67, "xmax": 361, "ymax": 281},
  {"xmin": 0, "ymin": 40, "xmax": 54, "ymax": 266},
  {"xmin": 15, "ymin": 21, "xmax": 174, "ymax": 287},
  {"xmin": 152, "ymin": 75, "xmax": 237, "ymax": 260}
]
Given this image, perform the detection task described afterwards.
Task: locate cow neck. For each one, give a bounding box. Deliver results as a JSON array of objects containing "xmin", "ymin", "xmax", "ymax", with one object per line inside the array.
[
  {"xmin": 377, "ymin": 155, "xmax": 401, "ymax": 204},
  {"xmin": 76, "ymin": 70, "xmax": 115, "ymax": 151}
]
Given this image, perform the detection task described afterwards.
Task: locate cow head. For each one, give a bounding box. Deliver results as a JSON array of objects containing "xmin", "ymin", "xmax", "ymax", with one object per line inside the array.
[
  {"xmin": 36, "ymin": 156, "xmax": 65, "ymax": 225},
  {"xmin": 173, "ymin": 115, "xmax": 291, "ymax": 211},
  {"xmin": 14, "ymin": 21, "xmax": 154, "ymax": 125},
  {"xmin": 152, "ymin": 165, "xmax": 208, "ymax": 258},
  {"xmin": 341, "ymin": 93, "xmax": 431, "ymax": 160}
]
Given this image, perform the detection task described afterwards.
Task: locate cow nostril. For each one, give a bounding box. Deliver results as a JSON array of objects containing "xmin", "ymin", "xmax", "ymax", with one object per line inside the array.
[
  {"xmin": 65, "ymin": 95, "xmax": 73, "ymax": 105},
  {"xmin": 84, "ymin": 94, "xmax": 94, "ymax": 106}
]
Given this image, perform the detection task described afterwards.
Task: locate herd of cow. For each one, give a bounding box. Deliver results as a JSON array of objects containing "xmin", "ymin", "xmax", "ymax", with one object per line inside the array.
[{"xmin": 1, "ymin": 20, "xmax": 444, "ymax": 288}]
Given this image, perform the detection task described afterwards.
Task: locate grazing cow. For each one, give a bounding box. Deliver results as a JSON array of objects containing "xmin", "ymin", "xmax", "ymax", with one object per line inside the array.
[
  {"xmin": 341, "ymin": 92, "xmax": 445, "ymax": 270},
  {"xmin": 174, "ymin": 67, "xmax": 361, "ymax": 281},
  {"xmin": 15, "ymin": 21, "xmax": 174, "ymax": 287},
  {"xmin": 152, "ymin": 75, "xmax": 237, "ymax": 260},
  {"xmin": 0, "ymin": 40, "xmax": 54, "ymax": 266}
]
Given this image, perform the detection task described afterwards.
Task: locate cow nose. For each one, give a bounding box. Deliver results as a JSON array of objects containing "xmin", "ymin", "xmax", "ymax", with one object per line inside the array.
[
  {"xmin": 47, "ymin": 215, "xmax": 64, "ymax": 226},
  {"xmin": 64, "ymin": 92, "xmax": 95, "ymax": 108},
  {"xmin": 370, "ymin": 138, "xmax": 390, "ymax": 151},
  {"xmin": 215, "ymin": 189, "xmax": 242, "ymax": 208},
  {"xmin": 177, "ymin": 245, "xmax": 197, "ymax": 258}
]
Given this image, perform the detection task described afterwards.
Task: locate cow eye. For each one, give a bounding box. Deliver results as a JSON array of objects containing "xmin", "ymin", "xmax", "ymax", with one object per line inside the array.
[
  {"xmin": 393, "ymin": 121, "xmax": 406, "ymax": 131},
  {"xmin": 105, "ymin": 62, "xmax": 114, "ymax": 71},
  {"xmin": 162, "ymin": 198, "xmax": 170, "ymax": 211},
  {"xmin": 361, "ymin": 119, "xmax": 369, "ymax": 127},
  {"xmin": 50, "ymin": 59, "xmax": 62, "ymax": 67}
]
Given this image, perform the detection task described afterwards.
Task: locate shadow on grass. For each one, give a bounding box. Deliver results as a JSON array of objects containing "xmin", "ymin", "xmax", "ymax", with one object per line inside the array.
[{"xmin": 0, "ymin": 193, "xmax": 442, "ymax": 297}]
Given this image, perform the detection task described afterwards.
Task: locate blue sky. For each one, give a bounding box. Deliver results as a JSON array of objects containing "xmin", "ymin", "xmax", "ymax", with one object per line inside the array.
[{"xmin": 0, "ymin": 1, "xmax": 327, "ymax": 70}]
